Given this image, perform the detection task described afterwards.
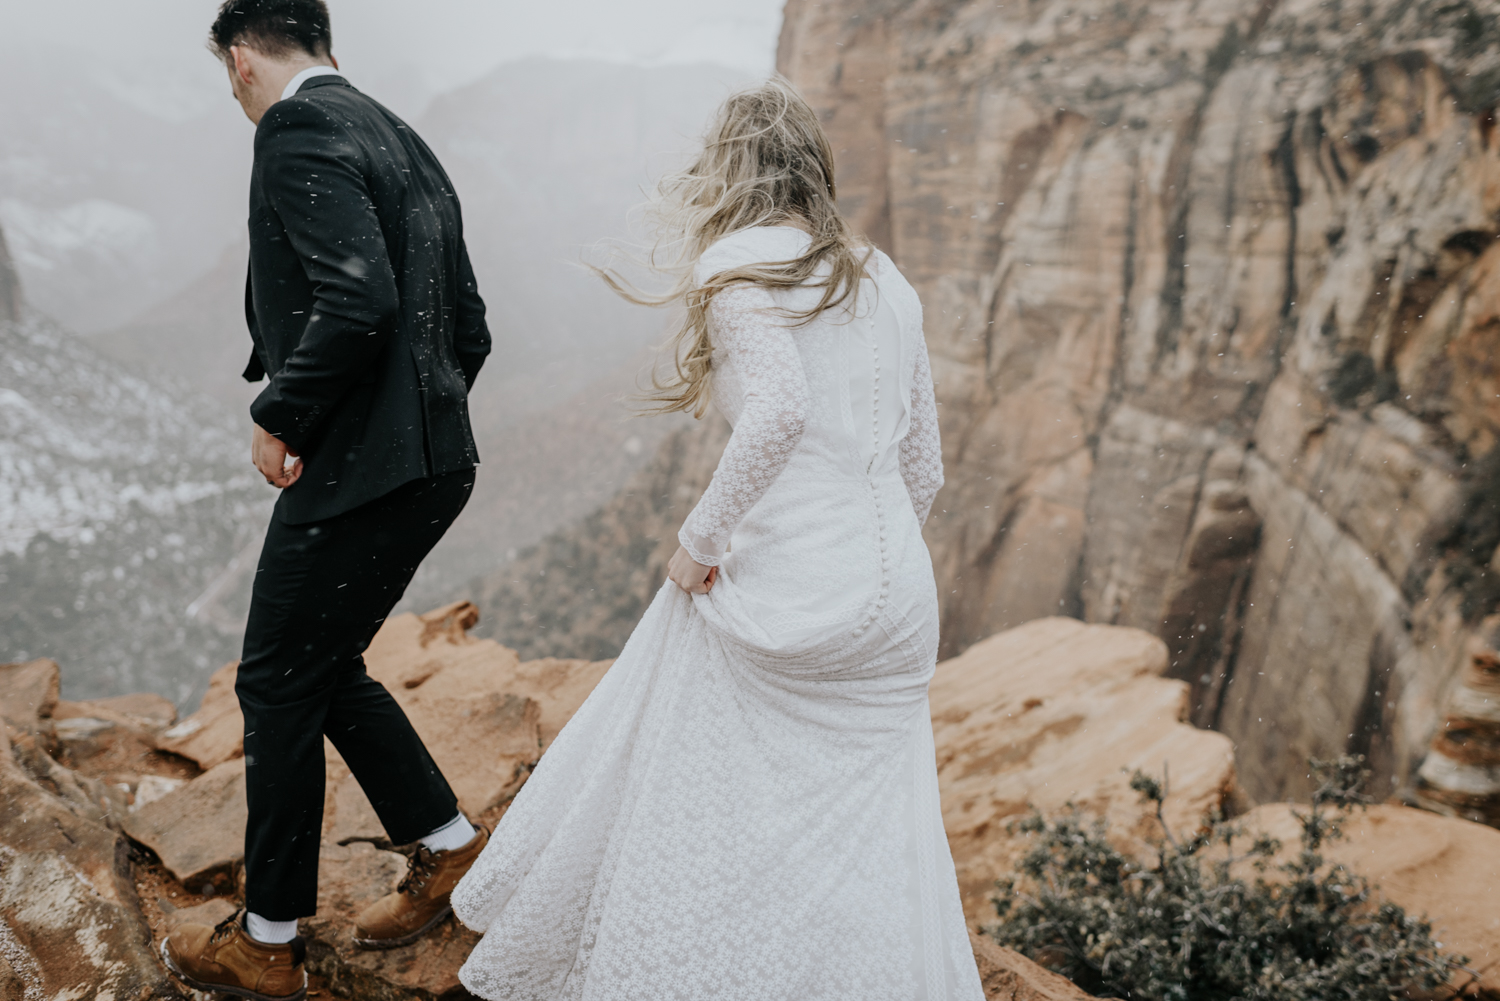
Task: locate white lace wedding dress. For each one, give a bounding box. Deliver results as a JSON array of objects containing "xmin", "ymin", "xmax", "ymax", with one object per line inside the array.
[{"xmin": 453, "ymin": 226, "xmax": 985, "ymax": 1001}]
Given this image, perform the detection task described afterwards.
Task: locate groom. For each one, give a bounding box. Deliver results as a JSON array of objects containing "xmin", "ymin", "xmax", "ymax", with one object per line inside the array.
[{"xmin": 163, "ymin": 2, "xmax": 492, "ymax": 996}]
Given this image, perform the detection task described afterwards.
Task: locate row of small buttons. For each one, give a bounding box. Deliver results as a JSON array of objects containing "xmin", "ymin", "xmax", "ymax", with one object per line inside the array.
[{"xmin": 857, "ymin": 313, "xmax": 892, "ymax": 638}]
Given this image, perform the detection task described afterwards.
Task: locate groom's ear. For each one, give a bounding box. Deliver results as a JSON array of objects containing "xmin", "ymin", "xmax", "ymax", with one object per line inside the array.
[{"xmin": 229, "ymin": 44, "xmax": 256, "ymax": 86}]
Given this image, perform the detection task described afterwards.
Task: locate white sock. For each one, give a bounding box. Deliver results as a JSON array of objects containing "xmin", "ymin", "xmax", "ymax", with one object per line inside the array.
[
  {"xmin": 244, "ymin": 912, "xmax": 298, "ymax": 944},
  {"xmin": 420, "ymin": 813, "xmax": 477, "ymax": 853}
]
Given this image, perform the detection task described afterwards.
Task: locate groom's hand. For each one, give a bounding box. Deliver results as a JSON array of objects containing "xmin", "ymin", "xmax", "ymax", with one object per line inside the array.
[
  {"xmin": 668, "ymin": 546, "xmax": 717, "ymax": 595},
  {"xmin": 252, "ymin": 423, "xmax": 303, "ymax": 489}
]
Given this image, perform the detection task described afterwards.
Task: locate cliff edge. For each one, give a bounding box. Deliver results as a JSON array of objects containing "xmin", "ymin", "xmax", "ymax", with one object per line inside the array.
[{"xmin": 6, "ymin": 608, "xmax": 1497, "ymax": 997}]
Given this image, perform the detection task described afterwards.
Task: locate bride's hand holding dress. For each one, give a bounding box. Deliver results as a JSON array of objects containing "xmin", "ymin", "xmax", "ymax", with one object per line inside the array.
[
  {"xmin": 450, "ymin": 224, "xmax": 983, "ymax": 1001},
  {"xmin": 666, "ymin": 547, "xmax": 716, "ymax": 594}
]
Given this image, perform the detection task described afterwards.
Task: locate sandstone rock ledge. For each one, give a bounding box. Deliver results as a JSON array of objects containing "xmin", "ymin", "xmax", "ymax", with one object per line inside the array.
[
  {"xmin": 9, "ymin": 607, "xmax": 1495, "ymax": 999},
  {"xmin": 0, "ymin": 602, "xmax": 614, "ymax": 1001},
  {"xmin": 129, "ymin": 602, "xmax": 613, "ymax": 1001},
  {"xmin": 930, "ymin": 617, "xmax": 1240, "ymax": 923},
  {"xmin": 3, "ymin": 604, "xmax": 1095, "ymax": 1000},
  {"xmin": 970, "ymin": 931, "xmax": 1094, "ymax": 1001},
  {"xmin": 0, "ymin": 658, "xmax": 187, "ymax": 999}
]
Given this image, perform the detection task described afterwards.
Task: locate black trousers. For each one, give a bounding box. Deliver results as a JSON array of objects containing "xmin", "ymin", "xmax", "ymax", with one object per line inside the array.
[{"xmin": 237, "ymin": 469, "xmax": 475, "ymax": 919}]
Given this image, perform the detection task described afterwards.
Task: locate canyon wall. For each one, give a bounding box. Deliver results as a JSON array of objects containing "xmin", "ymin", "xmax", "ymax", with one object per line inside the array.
[
  {"xmin": 477, "ymin": 0, "xmax": 1500, "ymax": 811},
  {"xmin": 781, "ymin": 0, "xmax": 1500, "ymax": 807}
]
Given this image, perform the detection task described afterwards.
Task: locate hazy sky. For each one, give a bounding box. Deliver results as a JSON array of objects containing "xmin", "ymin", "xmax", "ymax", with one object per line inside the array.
[{"xmin": 1, "ymin": 0, "xmax": 783, "ymax": 109}]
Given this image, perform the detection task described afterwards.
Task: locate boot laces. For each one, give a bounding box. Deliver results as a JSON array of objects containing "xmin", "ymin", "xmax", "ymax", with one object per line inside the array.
[
  {"xmin": 399, "ymin": 847, "xmax": 439, "ymax": 896},
  {"xmin": 212, "ymin": 910, "xmax": 245, "ymax": 944}
]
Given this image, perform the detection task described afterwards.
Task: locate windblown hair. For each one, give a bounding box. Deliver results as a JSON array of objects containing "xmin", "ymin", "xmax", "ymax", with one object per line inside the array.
[
  {"xmin": 208, "ymin": 0, "xmax": 332, "ymax": 61},
  {"xmin": 598, "ymin": 78, "xmax": 870, "ymax": 418}
]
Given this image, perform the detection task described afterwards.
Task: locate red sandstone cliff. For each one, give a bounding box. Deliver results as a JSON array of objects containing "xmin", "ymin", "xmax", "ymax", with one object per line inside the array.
[
  {"xmin": 480, "ymin": 0, "xmax": 1500, "ymax": 818},
  {"xmin": 772, "ymin": 0, "xmax": 1500, "ymax": 812}
]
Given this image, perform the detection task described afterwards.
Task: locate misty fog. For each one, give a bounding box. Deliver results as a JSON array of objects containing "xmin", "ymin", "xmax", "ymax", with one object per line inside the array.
[{"xmin": 0, "ymin": 0, "xmax": 780, "ymax": 704}]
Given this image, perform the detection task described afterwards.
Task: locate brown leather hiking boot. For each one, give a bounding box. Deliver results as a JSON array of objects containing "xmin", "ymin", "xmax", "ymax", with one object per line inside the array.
[
  {"xmin": 160, "ymin": 909, "xmax": 307, "ymax": 1001},
  {"xmin": 353, "ymin": 825, "xmax": 488, "ymax": 949}
]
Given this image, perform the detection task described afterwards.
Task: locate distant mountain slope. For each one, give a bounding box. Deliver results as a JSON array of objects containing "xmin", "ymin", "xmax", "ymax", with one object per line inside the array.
[
  {"xmin": 0, "ymin": 223, "xmax": 19, "ymax": 323},
  {"xmin": 417, "ymin": 57, "xmax": 751, "ymax": 412},
  {"xmin": 88, "ymin": 57, "xmax": 752, "ymax": 428},
  {"xmin": 0, "ymin": 45, "xmax": 250, "ymax": 333},
  {"xmin": 0, "ymin": 303, "xmax": 270, "ymax": 706},
  {"xmin": 469, "ymin": 417, "xmax": 727, "ymax": 661},
  {"xmin": 84, "ymin": 237, "xmax": 261, "ymax": 425}
]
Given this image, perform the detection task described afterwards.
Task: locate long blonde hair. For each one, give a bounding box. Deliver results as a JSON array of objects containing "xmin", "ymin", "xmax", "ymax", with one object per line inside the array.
[{"xmin": 597, "ymin": 77, "xmax": 870, "ymax": 418}]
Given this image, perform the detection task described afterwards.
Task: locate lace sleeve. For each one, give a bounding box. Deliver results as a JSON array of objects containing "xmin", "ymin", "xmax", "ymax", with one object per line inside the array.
[
  {"xmin": 899, "ymin": 334, "xmax": 944, "ymax": 526},
  {"xmin": 678, "ymin": 284, "xmax": 809, "ymax": 566}
]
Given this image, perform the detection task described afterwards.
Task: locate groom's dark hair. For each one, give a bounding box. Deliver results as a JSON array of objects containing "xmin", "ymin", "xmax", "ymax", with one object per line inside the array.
[{"xmin": 209, "ymin": 0, "xmax": 332, "ymax": 61}]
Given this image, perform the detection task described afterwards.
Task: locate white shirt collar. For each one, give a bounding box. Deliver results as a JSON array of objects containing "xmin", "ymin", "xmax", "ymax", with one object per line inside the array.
[{"xmin": 280, "ymin": 65, "xmax": 343, "ymax": 102}]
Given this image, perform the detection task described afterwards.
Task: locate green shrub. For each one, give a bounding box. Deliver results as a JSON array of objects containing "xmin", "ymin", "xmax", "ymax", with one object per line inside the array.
[{"xmin": 987, "ymin": 757, "xmax": 1476, "ymax": 1000}]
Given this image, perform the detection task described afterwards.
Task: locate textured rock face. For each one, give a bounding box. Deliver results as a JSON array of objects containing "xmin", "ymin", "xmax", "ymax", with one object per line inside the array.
[
  {"xmin": 929, "ymin": 617, "xmax": 1238, "ymax": 922},
  {"xmin": 0, "ymin": 661, "xmax": 187, "ymax": 999},
  {"xmin": 0, "ymin": 741, "xmax": 186, "ymax": 1000},
  {"xmin": 125, "ymin": 603, "xmax": 569, "ymax": 886},
  {"xmin": 122, "ymin": 756, "xmax": 248, "ymax": 889},
  {"xmin": 477, "ymin": 0, "xmax": 1500, "ymax": 812},
  {"xmin": 969, "ymin": 931, "xmax": 1097, "ymax": 1001},
  {"xmin": 0, "ymin": 658, "xmax": 59, "ymax": 735},
  {"xmin": 1413, "ymin": 615, "xmax": 1500, "ymax": 825},
  {"xmin": 156, "ymin": 658, "xmax": 243, "ymax": 770},
  {"xmin": 770, "ymin": 0, "xmax": 1500, "ymax": 812}
]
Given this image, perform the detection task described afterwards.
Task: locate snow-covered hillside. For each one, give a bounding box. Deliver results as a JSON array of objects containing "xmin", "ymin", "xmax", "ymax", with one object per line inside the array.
[{"xmin": 0, "ymin": 312, "xmax": 270, "ymax": 706}]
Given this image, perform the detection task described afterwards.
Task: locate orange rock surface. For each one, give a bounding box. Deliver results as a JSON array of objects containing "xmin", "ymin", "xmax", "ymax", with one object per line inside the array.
[
  {"xmin": 123, "ymin": 602, "xmax": 609, "ymax": 886},
  {"xmin": 22, "ymin": 608, "xmax": 1499, "ymax": 1000},
  {"xmin": 930, "ymin": 617, "xmax": 1238, "ymax": 923},
  {"xmin": 1241, "ymin": 802, "xmax": 1500, "ymax": 994},
  {"xmin": 0, "ymin": 660, "xmax": 187, "ymax": 998},
  {"xmin": 969, "ymin": 931, "xmax": 1095, "ymax": 1001}
]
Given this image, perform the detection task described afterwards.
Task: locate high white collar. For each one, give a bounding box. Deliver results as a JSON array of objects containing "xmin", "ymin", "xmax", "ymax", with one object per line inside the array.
[{"xmin": 280, "ymin": 65, "xmax": 343, "ymax": 102}]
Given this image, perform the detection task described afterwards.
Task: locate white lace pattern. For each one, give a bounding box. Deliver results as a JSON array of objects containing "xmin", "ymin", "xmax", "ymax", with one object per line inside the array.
[
  {"xmin": 677, "ymin": 284, "xmax": 809, "ymax": 566},
  {"xmin": 899, "ymin": 337, "xmax": 943, "ymax": 526},
  {"xmin": 453, "ymin": 226, "xmax": 980, "ymax": 1001}
]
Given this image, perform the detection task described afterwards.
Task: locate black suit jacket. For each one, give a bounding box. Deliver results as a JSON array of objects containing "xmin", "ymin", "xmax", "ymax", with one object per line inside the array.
[{"xmin": 244, "ymin": 74, "xmax": 490, "ymax": 524}]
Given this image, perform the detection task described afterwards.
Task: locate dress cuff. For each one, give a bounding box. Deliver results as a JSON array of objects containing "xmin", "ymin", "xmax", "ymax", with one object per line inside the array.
[{"xmin": 677, "ymin": 526, "xmax": 723, "ymax": 567}]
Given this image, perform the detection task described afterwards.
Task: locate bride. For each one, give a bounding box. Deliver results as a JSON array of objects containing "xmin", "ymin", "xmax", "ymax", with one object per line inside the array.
[{"xmin": 452, "ymin": 78, "xmax": 985, "ymax": 1001}]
